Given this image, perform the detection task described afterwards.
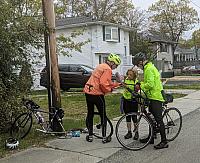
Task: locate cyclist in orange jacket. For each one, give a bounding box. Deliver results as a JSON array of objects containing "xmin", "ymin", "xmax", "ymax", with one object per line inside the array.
[{"xmin": 84, "ymin": 53, "xmax": 121, "ymax": 143}]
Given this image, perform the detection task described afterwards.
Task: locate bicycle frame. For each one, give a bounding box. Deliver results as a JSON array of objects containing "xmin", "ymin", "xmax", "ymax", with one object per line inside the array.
[{"xmin": 24, "ymin": 99, "xmax": 67, "ymax": 135}]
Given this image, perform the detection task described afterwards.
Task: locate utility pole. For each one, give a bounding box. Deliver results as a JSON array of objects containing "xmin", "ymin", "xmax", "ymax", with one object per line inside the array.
[
  {"xmin": 42, "ymin": 0, "xmax": 61, "ymax": 131},
  {"xmin": 42, "ymin": 0, "xmax": 52, "ymax": 113}
]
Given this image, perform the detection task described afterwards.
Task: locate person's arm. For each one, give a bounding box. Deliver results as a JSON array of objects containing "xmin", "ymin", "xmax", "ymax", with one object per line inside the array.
[
  {"xmin": 140, "ymin": 69, "xmax": 155, "ymax": 91},
  {"xmin": 99, "ymin": 69, "xmax": 120, "ymax": 93}
]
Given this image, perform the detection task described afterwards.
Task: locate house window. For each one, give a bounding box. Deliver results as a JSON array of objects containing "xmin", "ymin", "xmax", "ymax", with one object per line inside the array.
[
  {"xmin": 98, "ymin": 54, "xmax": 108, "ymax": 64},
  {"xmin": 160, "ymin": 43, "xmax": 168, "ymax": 52},
  {"xmin": 124, "ymin": 46, "xmax": 127, "ymax": 56},
  {"xmin": 104, "ymin": 26, "xmax": 119, "ymax": 42}
]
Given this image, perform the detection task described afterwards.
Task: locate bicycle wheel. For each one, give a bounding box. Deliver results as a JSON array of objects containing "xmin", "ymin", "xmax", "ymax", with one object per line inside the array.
[
  {"xmin": 10, "ymin": 112, "xmax": 33, "ymax": 140},
  {"xmin": 86, "ymin": 112, "xmax": 113, "ymax": 139},
  {"xmin": 115, "ymin": 112, "xmax": 153, "ymax": 150},
  {"xmin": 162, "ymin": 107, "xmax": 182, "ymax": 141}
]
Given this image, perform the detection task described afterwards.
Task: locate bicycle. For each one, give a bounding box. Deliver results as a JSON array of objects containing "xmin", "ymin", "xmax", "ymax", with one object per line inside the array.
[
  {"xmin": 115, "ymin": 88, "xmax": 182, "ymax": 151},
  {"xmin": 10, "ymin": 98, "xmax": 67, "ymax": 140},
  {"xmin": 86, "ymin": 111, "xmax": 114, "ymax": 140}
]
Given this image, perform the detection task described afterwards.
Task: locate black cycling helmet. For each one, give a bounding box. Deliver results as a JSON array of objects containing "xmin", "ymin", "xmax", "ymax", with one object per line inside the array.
[{"xmin": 133, "ymin": 52, "xmax": 147, "ymax": 65}]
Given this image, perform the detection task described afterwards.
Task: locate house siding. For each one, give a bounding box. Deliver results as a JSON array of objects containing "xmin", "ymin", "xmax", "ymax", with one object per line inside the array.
[
  {"xmin": 57, "ymin": 24, "xmax": 131, "ymax": 73},
  {"xmin": 32, "ymin": 22, "xmax": 132, "ymax": 90}
]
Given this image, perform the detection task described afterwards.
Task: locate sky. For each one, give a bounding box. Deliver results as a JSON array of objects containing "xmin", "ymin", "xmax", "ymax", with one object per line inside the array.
[{"xmin": 133, "ymin": 0, "xmax": 200, "ymax": 39}]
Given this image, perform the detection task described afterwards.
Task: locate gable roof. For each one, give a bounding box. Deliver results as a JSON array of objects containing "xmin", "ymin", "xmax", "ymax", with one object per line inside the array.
[
  {"xmin": 137, "ymin": 32, "xmax": 177, "ymax": 44},
  {"xmin": 146, "ymin": 34, "xmax": 175, "ymax": 44},
  {"xmin": 56, "ymin": 16, "xmax": 134, "ymax": 31}
]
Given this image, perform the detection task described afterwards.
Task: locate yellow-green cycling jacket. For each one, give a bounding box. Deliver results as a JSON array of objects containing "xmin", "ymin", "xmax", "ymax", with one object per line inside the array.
[
  {"xmin": 140, "ymin": 62, "xmax": 164, "ymax": 102},
  {"xmin": 122, "ymin": 78, "xmax": 138, "ymax": 100}
]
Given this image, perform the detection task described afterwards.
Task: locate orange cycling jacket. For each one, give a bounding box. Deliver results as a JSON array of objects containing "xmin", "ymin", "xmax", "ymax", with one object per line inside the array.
[{"xmin": 83, "ymin": 63, "xmax": 120, "ymax": 95}]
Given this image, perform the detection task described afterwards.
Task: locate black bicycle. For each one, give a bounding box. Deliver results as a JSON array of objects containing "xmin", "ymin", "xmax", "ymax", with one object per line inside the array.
[
  {"xmin": 86, "ymin": 111, "xmax": 113, "ymax": 140},
  {"xmin": 10, "ymin": 99, "xmax": 66, "ymax": 140},
  {"xmin": 115, "ymin": 89, "xmax": 182, "ymax": 150}
]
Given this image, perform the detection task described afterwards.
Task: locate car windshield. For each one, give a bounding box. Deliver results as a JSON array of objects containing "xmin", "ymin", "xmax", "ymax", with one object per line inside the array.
[{"xmin": 81, "ymin": 65, "xmax": 94, "ymax": 73}]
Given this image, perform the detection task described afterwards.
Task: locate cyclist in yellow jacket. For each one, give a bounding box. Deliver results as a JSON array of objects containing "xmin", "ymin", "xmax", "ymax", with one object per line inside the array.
[
  {"xmin": 84, "ymin": 53, "xmax": 121, "ymax": 143},
  {"xmin": 135, "ymin": 52, "xmax": 168, "ymax": 149}
]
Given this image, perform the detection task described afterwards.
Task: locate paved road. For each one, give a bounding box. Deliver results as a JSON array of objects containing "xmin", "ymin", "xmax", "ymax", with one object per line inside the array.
[
  {"xmin": 165, "ymin": 76, "xmax": 200, "ymax": 86},
  {"xmin": 99, "ymin": 108, "xmax": 200, "ymax": 163}
]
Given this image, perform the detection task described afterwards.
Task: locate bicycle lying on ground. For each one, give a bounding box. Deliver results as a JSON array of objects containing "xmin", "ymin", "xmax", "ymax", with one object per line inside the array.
[
  {"xmin": 115, "ymin": 88, "xmax": 182, "ymax": 151},
  {"xmin": 10, "ymin": 98, "xmax": 68, "ymax": 140}
]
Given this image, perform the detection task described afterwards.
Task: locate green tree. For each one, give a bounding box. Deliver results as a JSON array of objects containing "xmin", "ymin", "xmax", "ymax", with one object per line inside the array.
[
  {"xmin": 192, "ymin": 29, "xmax": 200, "ymax": 49},
  {"xmin": 131, "ymin": 34, "xmax": 154, "ymax": 58},
  {"xmin": 122, "ymin": 8, "xmax": 148, "ymax": 55},
  {"xmin": 55, "ymin": 0, "xmax": 133, "ymax": 23},
  {"xmin": 0, "ymin": 0, "xmax": 44, "ymax": 132},
  {"xmin": 148, "ymin": 0, "xmax": 199, "ymax": 59}
]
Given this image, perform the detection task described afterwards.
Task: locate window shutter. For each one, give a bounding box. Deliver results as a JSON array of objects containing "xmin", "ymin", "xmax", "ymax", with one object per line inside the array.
[
  {"xmin": 103, "ymin": 26, "xmax": 105, "ymax": 41},
  {"xmin": 118, "ymin": 28, "xmax": 120, "ymax": 42}
]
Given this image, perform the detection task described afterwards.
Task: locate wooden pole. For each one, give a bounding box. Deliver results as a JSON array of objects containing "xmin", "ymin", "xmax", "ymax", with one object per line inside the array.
[
  {"xmin": 42, "ymin": 0, "xmax": 61, "ymax": 109},
  {"xmin": 42, "ymin": 0, "xmax": 52, "ymax": 112}
]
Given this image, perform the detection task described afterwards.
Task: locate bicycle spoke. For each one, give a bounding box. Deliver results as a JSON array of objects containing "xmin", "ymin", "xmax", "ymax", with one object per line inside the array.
[
  {"xmin": 11, "ymin": 113, "xmax": 32, "ymax": 139},
  {"xmin": 163, "ymin": 107, "xmax": 182, "ymax": 141},
  {"xmin": 116, "ymin": 113, "xmax": 153, "ymax": 150}
]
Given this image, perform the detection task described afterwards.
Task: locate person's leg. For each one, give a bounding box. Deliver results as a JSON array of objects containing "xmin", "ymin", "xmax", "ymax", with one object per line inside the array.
[
  {"xmin": 123, "ymin": 99, "xmax": 132, "ymax": 139},
  {"xmin": 85, "ymin": 94, "xmax": 95, "ymax": 142},
  {"xmin": 149, "ymin": 100, "xmax": 168, "ymax": 149},
  {"xmin": 131, "ymin": 101, "xmax": 139, "ymax": 140}
]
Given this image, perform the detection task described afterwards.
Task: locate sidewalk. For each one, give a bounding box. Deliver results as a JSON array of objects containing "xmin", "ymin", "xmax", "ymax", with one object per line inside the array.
[{"xmin": 1, "ymin": 90, "xmax": 200, "ymax": 163}]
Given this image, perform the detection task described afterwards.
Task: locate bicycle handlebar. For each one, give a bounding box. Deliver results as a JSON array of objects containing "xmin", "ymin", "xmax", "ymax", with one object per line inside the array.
[
  {"xmin": 119, "ymin": 83, "xmax": 149, "ymax": 108},
  {"xmin": 22, "ymin": 98, "xmax": 40, "ymax": 110},
  {"xmin": 119, "ymin": 83, "xmax": 146, "ymax": 99}
]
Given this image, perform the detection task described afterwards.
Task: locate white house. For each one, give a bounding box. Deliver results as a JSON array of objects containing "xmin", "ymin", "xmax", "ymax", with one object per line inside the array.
[
  {"xmin": 56, "ymin": 16, "xmax": 134, "ymax": 75},
  {"xmin": 33, "ymin": 16, "xmax": 134, "ymax": 89},
  {"xmin": 174, "ymin": 47, "xmax": 200, "ymax": 68}
]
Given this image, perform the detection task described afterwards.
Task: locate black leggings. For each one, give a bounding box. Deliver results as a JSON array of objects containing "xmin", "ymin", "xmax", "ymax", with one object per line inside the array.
[
  {"xmin": 149, "ymin": 100, "xmax": 166, "ymax": 142},
  {"xmin": 123, "ymin": 98, "xmax": 138, "ymax": 123},
  {"xmin": 85, "ymin": 93, "xmax": 107, "ymax": 137}
]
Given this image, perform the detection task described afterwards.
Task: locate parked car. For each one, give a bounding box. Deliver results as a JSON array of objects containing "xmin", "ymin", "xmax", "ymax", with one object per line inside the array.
[
  {"xmin": 40, "ymin": 64, "xmax": 94, "ymax": 91},
  {"xmin": 182, "ymin": 65, "xmax": 200, "ymax": 74},
  {"xmin": 40, "ymin": 64, "xmax": 117, "ymax": 91}
]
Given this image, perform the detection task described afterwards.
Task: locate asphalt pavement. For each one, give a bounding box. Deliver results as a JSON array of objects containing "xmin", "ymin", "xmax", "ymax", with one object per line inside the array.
[{"xmin": 1, "ymin": 89, "xmax": 200, "ymax": 163}]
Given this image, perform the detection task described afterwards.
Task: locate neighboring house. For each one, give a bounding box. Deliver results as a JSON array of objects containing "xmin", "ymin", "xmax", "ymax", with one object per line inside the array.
[
  {"xmin": 147, "ymin": 33, "xmax": 175, "ymax": 73},
  {"xmin": 174, "ymin": 47, "xmax": 200, "ymax": 68},
  {"xmin": 56, "ymin": 16, "xmax": 134, "ymax": 75}
]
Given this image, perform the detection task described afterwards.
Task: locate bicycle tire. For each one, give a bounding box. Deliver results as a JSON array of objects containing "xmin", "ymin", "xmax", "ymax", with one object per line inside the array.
[
  {"xmin": 162, "ymin": 107, "xmax": 182, "ymax": 141},
  {"xmin": 10, "ymin": 112, "xmax": 33, "ymax": 140},
  {"xmin": 86, "ymin": 112, "xmax": 113, "ymax": 139},
  {"xmin": 115, "ymin": 112, "xmax": 153, "ymax": 150}
]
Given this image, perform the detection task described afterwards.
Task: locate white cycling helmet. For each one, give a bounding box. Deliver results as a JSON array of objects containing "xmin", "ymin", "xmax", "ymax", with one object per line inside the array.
[{"xmin": 5, "ymin": 138, "xmax": 19, "ymax": 150}]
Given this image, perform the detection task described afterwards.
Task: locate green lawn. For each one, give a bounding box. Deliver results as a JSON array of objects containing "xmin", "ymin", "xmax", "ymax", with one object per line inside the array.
[
  {"xmin": 164, "ymin": 83, "xmax": 200, "ymax": 90},
  {"xmin": 0, "ymin": 91, "xmax": 185, "ymax": 158}
]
